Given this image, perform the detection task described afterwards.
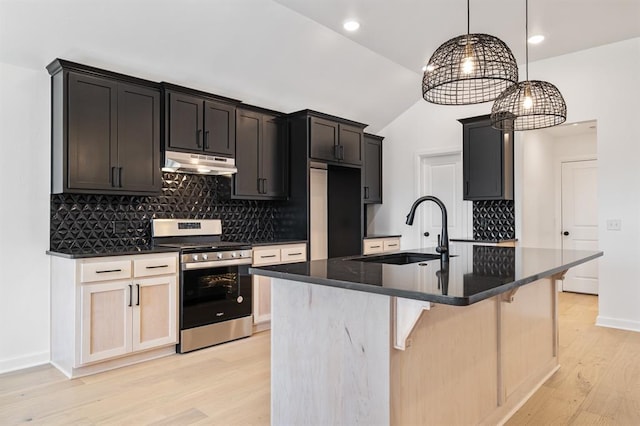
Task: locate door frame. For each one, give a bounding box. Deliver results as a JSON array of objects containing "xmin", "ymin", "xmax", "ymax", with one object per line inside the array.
[
  {"xmin": 556, "ymin": 155, "xmax": 597, "ymax": 292},
  {"xmin": 414, "ymin": 148, "xmax": 472, "ymax": 246}
]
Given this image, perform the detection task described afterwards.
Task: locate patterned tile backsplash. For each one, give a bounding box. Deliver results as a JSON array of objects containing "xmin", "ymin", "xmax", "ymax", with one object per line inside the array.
[
  {"xmin": 50, "ymin": 173, "xmax": 286, "ymax": 251},
  {"xmin": 473, "ymin": 200, "xmax": 515, "ymax": 241}
]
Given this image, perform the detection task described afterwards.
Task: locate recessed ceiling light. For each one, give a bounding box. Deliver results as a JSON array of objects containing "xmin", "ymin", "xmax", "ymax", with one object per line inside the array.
[
  {"xmin": 343, "ymin": 20, "xmax": 360, "ymax": 32},
  {"xmin": 528, "ymin": 35, "xmax": 545, "ymax": 44}
]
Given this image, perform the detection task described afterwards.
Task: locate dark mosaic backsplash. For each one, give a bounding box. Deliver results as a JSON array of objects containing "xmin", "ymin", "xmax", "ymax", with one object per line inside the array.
[
  {"xmin": 473, "ymin": 200, "xmax": 515, "ymax": 241},
  {"xmin": 51, "ymin": 173, "xmax": 286, "ymax": 251}
]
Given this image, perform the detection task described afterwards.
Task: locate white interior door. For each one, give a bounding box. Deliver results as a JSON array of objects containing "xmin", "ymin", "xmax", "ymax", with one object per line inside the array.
[
  {"xmin": 561, "ymin": 160, "xmax": 599, "ymax": 294},
  {"xmin": 419, "ymin": 153, "xmax": 471, "ymax": 248}
]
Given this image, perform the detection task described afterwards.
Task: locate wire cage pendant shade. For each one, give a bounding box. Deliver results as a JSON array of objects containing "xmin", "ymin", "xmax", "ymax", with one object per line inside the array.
[
  {"xmin": 490, "ymin": 0, "xmax": 567, "ymax": 130},
  {"xmin": 422, "ymin": 33, "xmax": 519, "ymax": 105},
  {"xmin": 491, "ymin": 80, "xmax": 566, "ymax": 130}
]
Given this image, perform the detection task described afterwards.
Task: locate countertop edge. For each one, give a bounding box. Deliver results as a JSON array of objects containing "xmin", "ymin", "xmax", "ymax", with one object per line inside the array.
[
  {"xmin": 46, "ymin": 246, "xmax": 181, "ymax": 259},
  {"xmin": 250, "ymin": 250, "xmax": 604, "ymax": 306}
]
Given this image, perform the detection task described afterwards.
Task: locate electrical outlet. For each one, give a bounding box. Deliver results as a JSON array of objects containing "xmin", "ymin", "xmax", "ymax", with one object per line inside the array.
[
  {"xmin": 112, "ymin": 221, "xmax": 129, "ymax": 234},
  {"xmin": 606, "ymin": 219, "xmax": 622, "ymax": 231}
]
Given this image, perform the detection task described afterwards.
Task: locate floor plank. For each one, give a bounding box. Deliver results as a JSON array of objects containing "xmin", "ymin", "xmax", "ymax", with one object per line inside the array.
[{"xmin": 1, "ymin": 293, "xmax": 639, "ymax": 425}]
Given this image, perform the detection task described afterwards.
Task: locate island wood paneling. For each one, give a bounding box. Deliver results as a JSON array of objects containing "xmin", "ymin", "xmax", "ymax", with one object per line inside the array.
[{"xmin": 390, "ymin": 298, "xmax": 499, "ymax": 425}]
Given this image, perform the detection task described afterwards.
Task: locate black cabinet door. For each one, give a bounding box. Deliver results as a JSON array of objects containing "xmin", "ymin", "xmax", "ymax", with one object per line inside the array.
[
  {"xmin": 67, "ymin": 72, "xmax": 118, "ymax": 191},
  {"xmin": 363, "ymin": 134, "xmax": 382, "ymax": 204},
  {"xmin": 461, "ymin": 115, "xmax": 513, "ymax": 200},
  {"xmin": 261, "ymin": 115, "xmax": 287, "ymax": 198},
  {"xmin": 167, "ymin": 92, "xmax": 203, "ymax": 152},
  {"xmin": 234, "ymin": 109, "xmax": 261, "ymax": 197},
  {"xmin": 117, "ymin": 83, "xmax": 161, "ymax": 193},
  {"xmin": 309, "ymin": 116, "xmax": 339, "ymax": 162},
  {"xmin": 339, "ymin": 124, "xmax": 363, "ymax": 166},
  {"xmin": 203, "ymin": 100, "xmax": 235, "ymax": 157}
]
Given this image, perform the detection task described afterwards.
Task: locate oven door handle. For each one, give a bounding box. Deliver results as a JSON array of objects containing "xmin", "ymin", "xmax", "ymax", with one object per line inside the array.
[{"xmin": 182, "ymin": 259, "xmax": 252, "ymax": 270}]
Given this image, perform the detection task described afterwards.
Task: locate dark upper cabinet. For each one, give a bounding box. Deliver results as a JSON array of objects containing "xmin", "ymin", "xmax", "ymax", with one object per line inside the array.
[
  {"xmin": 308, "ymin": 113, "xmax": 365, "ymax": 166},
  {"xmin": 48, "ymin": 59, "xmax": 161, "ymax": 195},
  {"xmin": 363, "ymin": 133, "xmax": 383, "ymax": 204},
  {"xmin": 233, "ymin": 107, "xmax": 287, "ymax": 200},
  {"xmin": 459, "ymin": 114, "xmax": 514, "ymax": 201},
  {"xmin": 163, "ymin": 84, "xmax": 237, "ymax": 157}
]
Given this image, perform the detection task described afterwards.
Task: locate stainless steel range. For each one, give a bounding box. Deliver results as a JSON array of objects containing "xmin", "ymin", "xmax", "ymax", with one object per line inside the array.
[{"xmin": 152, "ymin": 218, "xmax": 252, "ymax": 353}]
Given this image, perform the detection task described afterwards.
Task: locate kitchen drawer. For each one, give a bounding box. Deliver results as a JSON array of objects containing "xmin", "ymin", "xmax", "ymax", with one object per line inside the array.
[
  {"xmin": 253, "ymin": 248, "xmax": 281, "ymax": 266},
  {"xmin": 81, "ymin": 260, "xmax": 132, "ymax": 283},
  {"xmin": 280, "ymin": 244, "xmax": 307, "ymax": 264},
  {"xmin": 363, "ymin": 240, "xmax": 384, "ymax": 255},
  {"xmin": 383, "ymin": 238, "xmax": 401, "ymax": 252},
  {"xmin": 133, "ymin": 256, "xmax": 177, "ymax": 277}
]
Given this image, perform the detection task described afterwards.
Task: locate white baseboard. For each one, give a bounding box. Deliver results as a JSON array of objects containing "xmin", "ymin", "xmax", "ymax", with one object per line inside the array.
[
  {"xmin": 0, "ymin": 351, "xmax": 50, "ymax": 375},
  {"xmin": 596, "ymin": 316, "xmax": 640, "ymax": 333}
]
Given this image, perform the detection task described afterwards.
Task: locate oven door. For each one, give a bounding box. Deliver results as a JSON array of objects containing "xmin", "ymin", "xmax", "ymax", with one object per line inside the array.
[{"xmin": 181, "ymin": 263, "xmax": 252, "ymax": 330}]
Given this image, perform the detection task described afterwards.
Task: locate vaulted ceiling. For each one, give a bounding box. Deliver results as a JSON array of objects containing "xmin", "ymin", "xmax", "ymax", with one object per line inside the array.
[{"xmin": 1, "ymin": 0, "xmax": 638, "ymax": 132}]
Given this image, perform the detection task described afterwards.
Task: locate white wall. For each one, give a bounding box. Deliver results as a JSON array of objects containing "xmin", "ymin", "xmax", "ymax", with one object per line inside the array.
[
  {"xmin": 373, "ymin": 38, "xmax": 640, "ymax": 332},
  {"xmin": 0, "ymin": 62, "xmax": 51, "ymax": 372}
]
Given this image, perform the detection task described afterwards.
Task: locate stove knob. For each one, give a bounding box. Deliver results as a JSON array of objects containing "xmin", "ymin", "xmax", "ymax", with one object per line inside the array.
[
  {"xmin": 231, "ymin": 252, "xmax": 237, "ymax": 258},
  {"xmin": 217, "ymin": 253, "xmax": 224, "ymax": 259},
  {"xmin": 192, "ymin": 254, "xmax": 199, "ymax": 261},
  {"xmin": 202, "ymin": 254, "xmax": 208, "ymax": 260}
]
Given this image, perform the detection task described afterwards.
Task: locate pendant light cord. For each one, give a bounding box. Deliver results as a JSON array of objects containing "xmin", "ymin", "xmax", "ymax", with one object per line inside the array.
[
  {"xmin": 525, "ymin": 0, "xmax": 529, "ymax": 81},
  {"xmin": 467, "ymin": 0, "xmax": 470, "ymax": 35}
]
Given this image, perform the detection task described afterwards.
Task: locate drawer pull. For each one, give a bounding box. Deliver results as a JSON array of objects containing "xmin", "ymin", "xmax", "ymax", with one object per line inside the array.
[
  {"xmin": 146, "ymin": 264, "xmax": 169, "ymax": 269},
  {"xmin": 96, "ymin": 269, "xmax": 122, "ymax": 274},
  {"xmin": 287, "ymin": 252, "xmax": 303, "ymax": 256},
  {"xmin": 260, "ymin": 254, "xmax": 277, "ymax": 259},
  {"xmin": 370, "ymin": 245, "xmax": 381, "ymax": 249},
  {"xmin": 387, "ymin": 244, "xmax": 398, "ymax": 247}
]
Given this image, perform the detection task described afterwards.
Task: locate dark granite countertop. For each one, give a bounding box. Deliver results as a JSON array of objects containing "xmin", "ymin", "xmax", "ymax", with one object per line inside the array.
[
  {"xmin": 450, "ymin": 238, "xmax": 518, "ymax": 243},
  {"xmin": 250, "ymin": 244, "xmax": 603, "ymax": 306},
  {"xmin": 251, "ymin": 240, "xmax": 308, "ymax": 247},
  {"xmin": 363, "ymin": 234, "xmax": 402, "ymax": 240},
  {"xmin": 46, "ymin": 246, "xmax": 180, "ymax": 259}
]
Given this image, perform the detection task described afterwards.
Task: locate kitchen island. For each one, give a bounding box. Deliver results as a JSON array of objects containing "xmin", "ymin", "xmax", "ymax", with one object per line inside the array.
[{"xmin": 250, "ymin": 244, "xmax": 602, "ymax": 426}]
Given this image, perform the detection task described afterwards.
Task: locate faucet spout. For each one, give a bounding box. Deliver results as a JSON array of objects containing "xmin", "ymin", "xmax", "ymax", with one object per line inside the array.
[{"xmin": 405, "ymin": 196, "xmax": 449, "ymax": 262}]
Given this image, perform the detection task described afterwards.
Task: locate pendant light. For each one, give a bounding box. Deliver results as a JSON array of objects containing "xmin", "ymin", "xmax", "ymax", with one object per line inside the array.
[
  {"xmin": 491, "ymin": 0, "xmax": 566, "ymax": 130},
  {"xmin": 422, "ymin": 0, "xmax": 519, "ymax": 105}
]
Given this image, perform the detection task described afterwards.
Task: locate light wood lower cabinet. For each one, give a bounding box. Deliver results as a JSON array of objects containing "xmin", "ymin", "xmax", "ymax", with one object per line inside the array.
[
  {"xmin": 363, "ymin": 237, "xmax": 401, "ymax": 255},
  {"xmin": 51, "ymin": 252, "xmax": 179, "ymax": 378},
  {"xmin": 252, "ymin": 243, "xmax": 307, "ymax": 331}
]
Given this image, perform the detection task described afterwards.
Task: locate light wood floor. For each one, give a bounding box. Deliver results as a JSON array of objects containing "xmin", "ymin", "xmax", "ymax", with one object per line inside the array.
[{"xmin": 1, "ymin": 292, "xmax": 639, "ymax": 425}]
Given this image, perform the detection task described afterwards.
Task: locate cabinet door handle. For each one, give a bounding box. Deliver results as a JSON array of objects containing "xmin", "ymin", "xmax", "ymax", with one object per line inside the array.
[
  {"xmin": 257, "ymin": 178, "xmax": 262, "ymax": 193},
  {"xmin": 118, "ymin": 167, "xmax": 123, "ymax": 188},
  {"xmin": 128, "ymin": 285, "xmax": 133, "ymax": 307},
  {"xmin": 334, "ymin": 145, "xmax": 340, "ymax": 160},
  {"xmin": 364, "ymin": 186, "xmax": 369, "ymax": 199},
  {"xmin": 136, "ymin": 284, "xmax": 140, "ymax": 306},
  {"xmin": 262, "ymin": 178, "xmax": 267, "ymax": 194},
  {"xmin": 204, "ymin": 130, "xmax": 210, "ymax": 149},
  {"xmin": 96, "ymin": 269, "xmax": 122, "ymax": 274},
  {"xmin": 340, "ymin": 145, "xmax": 345, "ymax": 160},
  {"xmin": 196, "ymin": 129, "xmax": 203, "ymax": 148},
  {"xmin": 111, "ymin": 167, "xmax": 116, "ymax": 187},
  {"xmin": 146, "ymin": 264, "xmax": 169, "ymax": 269}
]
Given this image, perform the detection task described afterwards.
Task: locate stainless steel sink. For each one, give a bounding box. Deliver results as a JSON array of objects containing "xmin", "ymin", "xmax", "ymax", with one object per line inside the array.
[{"xmin": 349, "ymin": 252, "xmax": 442, "ymax": 265}]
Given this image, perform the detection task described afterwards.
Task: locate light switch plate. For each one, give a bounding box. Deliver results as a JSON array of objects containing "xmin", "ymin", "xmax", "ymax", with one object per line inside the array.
[{"xmin": 606, "ymin": 219, "xmax": 621, "ymax": 231}]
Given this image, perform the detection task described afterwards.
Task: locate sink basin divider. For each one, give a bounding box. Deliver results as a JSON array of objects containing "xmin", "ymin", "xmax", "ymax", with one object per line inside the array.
[{"xmin": 392, "ymin": 297, "xmax": 433, "ymax": 350}]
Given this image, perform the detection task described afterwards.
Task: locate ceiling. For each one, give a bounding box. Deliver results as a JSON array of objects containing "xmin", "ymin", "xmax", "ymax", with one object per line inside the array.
[
  {"xmin": 274, "ymin": 0, "xmax": 640, "ymax": 73},
  {"xmin": 0, "ymin": 0, "xmax": 639, "ymax": 132}
]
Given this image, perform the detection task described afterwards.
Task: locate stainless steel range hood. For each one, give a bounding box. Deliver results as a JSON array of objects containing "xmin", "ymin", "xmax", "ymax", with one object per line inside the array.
[{"xmin": 162, "ymin": 150, "xmax": 237, "ymax": 176}]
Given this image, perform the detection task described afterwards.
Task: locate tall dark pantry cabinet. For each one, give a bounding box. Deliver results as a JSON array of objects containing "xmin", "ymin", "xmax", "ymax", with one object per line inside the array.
[{"xmin": 286, "ymin": 110, "xmax": 366, "ymax": 259}]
